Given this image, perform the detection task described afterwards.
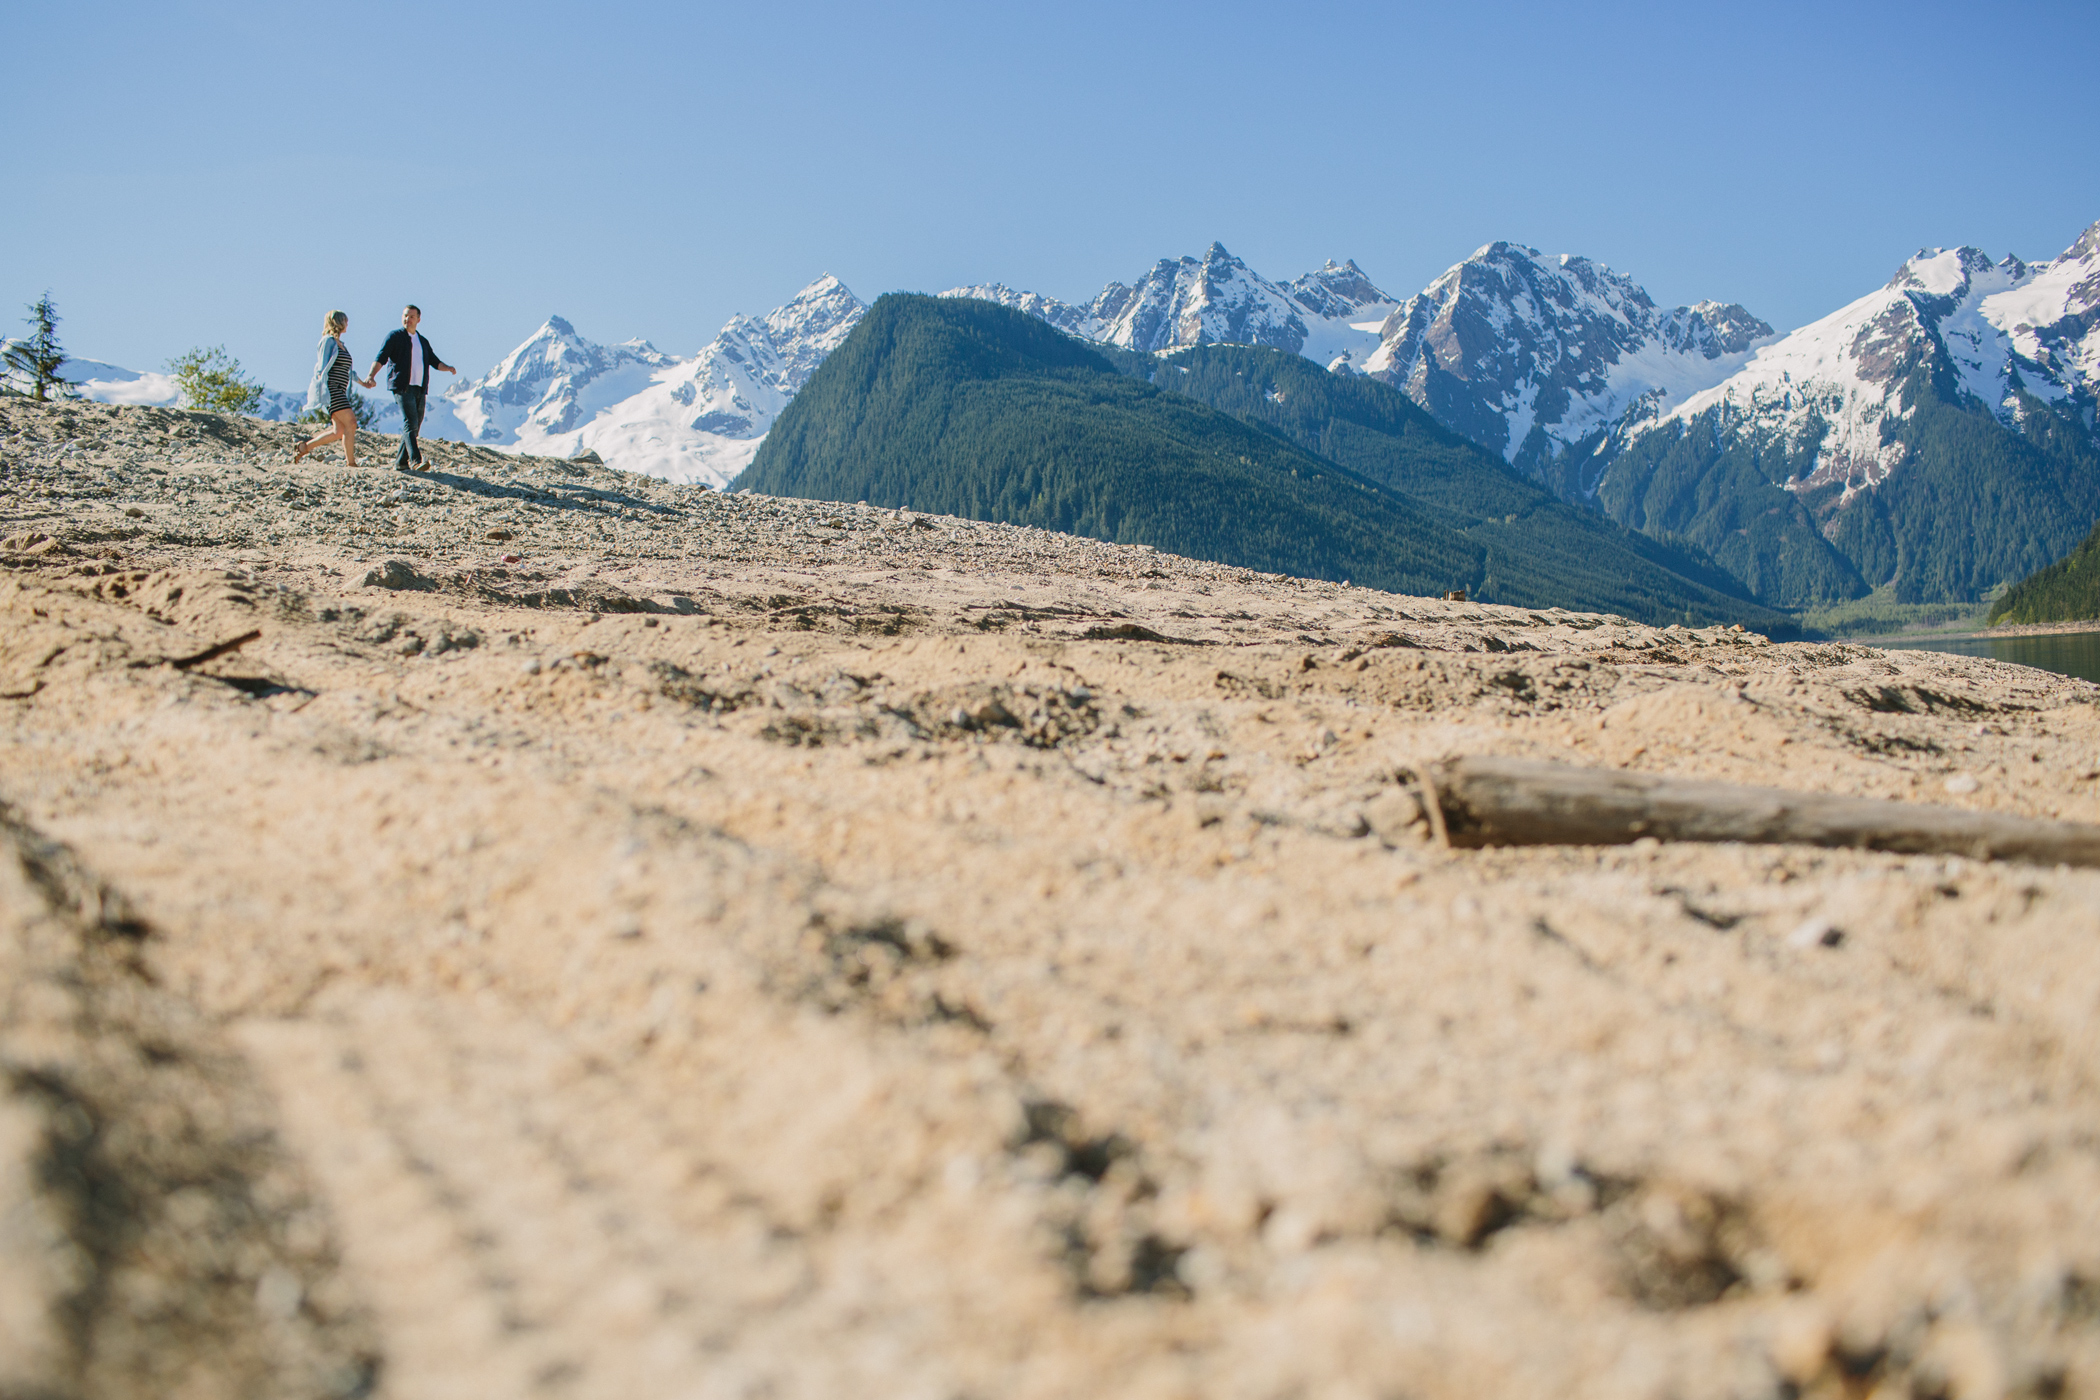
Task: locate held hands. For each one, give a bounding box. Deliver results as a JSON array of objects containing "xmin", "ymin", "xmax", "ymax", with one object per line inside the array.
[{"xmin": 361, "ymin": 377, "xmax": 377, "ymax": 389}]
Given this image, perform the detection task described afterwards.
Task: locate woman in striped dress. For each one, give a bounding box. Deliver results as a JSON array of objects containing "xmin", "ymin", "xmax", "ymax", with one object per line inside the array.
[{"xmin": 294, "ymin": 310, "xmax": 377, "ymax": 467}]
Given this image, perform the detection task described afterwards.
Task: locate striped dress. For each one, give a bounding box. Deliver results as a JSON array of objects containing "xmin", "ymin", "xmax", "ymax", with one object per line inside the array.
[{"xmin": 326, "ymin": 338, "xmax": 355, "ymax": 415}]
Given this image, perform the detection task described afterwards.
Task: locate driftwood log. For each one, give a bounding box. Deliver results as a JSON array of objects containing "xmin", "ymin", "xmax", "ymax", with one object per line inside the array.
[{"xmin": 1425, "ymin": 755, "xmax": 2100, "ymax": 868}]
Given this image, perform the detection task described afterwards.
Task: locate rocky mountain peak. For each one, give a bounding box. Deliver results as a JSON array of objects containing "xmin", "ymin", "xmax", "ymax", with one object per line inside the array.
[
  {"xmin": 1888, "ymin": 246, "xmax": 1998, "ymax": 295},
  {"xmin": 1286, "ymin": 259, "xmax": 1394, "ymax": 319},
  {"xmin": 757, "ymin": 276, "xmax": 866, "ymax": 393},
  {"xmin": 434, "ymin": 278, "xmax": 865, "ymax": 484},
  {"xmin": 946, "ymin": 247, "xmax": 1398, "ymax": 374},
  {"xmin": 1361, "ymin": 242, "xmax": 1759, "ymax": 489},
  {"xmin": 1661, "ymin": 301, "xmax": 1776, "ymax": 359},
  {"xmin": 1086, "ymin": 242, "xmax": 1312, "ymax": 355}
]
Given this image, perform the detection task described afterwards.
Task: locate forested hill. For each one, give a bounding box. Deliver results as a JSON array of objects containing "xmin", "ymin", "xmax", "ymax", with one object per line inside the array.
[
  {"xmin": 739, "ymin": 295, "xmax": 1484, "ymax": 599},
  {"xmin": 1118, "ymin": 344, "xmax": 1780, "ymax": 628},
  {"xmin": 737, "ymin": 295, "xmax": 1779, "ymax": 623},
  {"xmin": 1989, "ymin": 519, "xmax": 2100, "ymax": 625},
  {"xmin": 1598, "ymin": 365, "xmax": 2100, "ymax": 611}
]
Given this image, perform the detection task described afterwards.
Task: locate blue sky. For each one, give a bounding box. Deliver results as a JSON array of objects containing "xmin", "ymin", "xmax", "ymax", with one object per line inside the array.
[{"xmin": 7, "ymin": 0, "xmax": 2097, "ymax": 390}]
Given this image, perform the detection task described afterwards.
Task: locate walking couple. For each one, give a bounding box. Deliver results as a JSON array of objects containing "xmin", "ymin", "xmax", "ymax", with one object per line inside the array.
[{"xmin": 295, "ymin": 305, "xmax": 456, "ymax": 470}]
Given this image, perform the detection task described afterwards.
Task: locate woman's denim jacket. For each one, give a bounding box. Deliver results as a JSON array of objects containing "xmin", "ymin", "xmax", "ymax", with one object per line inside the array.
[{"xmin": 305, "ymin": 335, "xmax": 346, "ymax": 414}]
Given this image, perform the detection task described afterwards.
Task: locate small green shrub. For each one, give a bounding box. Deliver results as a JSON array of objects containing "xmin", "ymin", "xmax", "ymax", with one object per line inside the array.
[{"xmin": 168, "ymin": 345, "xmax": 264, "ymax": 415}]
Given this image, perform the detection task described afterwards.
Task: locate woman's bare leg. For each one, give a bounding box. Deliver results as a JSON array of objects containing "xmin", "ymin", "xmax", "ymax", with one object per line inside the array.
[
  {"xmin": 338, "ymin": 410, "xmax": 359, "ymax": 470},
  {"xmin": 294, "ymin": 418, "xmax": 343, "ymax": 462}
]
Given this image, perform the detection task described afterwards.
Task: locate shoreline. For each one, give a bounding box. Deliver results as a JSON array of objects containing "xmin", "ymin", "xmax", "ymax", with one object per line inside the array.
[{"xmin": 1858, "ymin": 617, "xmax": 2100, "ymax": 645}]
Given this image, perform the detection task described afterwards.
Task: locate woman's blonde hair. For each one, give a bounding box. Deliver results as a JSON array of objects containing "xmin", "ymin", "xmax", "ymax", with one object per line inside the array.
[{"xmin": 323, "ymin": 309, "xmax": 347, "ymax": 336}]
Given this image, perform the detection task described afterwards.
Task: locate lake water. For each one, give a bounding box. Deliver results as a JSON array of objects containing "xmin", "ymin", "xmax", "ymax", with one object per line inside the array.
[{"xmin": 1874, "ymin": 629, "xmax": 2100, "ymax": 684}]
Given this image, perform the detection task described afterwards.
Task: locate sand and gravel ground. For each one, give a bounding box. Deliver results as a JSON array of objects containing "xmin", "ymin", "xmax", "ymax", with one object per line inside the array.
[{"xmin": 4, "ymin": 397, "xmax": 2100, "ymax": 1400}]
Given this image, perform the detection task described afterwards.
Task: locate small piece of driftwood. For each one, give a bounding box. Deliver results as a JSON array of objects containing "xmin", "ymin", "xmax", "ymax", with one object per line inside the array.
[
  {"xmin": 1425, "ymin": 755, "xmax": 2100, "ymax": 868},
  {"xmin": 168, "ymin": 629, "xmax": 262, "ymax": 670}
]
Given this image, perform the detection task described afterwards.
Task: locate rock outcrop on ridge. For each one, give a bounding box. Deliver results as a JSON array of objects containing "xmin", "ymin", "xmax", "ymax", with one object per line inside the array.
[{"xmin": 4, "ymin": 396, "xmax": 2100, "ymax": 1399}]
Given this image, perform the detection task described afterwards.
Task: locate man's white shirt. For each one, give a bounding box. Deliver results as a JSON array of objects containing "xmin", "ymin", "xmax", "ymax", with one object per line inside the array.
[{"xmin": 407, "ymin": 333, "xmax": 425, "ymax": 389}]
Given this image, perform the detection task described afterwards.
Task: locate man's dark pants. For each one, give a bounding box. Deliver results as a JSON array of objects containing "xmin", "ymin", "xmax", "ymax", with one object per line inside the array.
[{"xmin": 394, "ymin": 386, "xmax": 427, "ymax": 468}]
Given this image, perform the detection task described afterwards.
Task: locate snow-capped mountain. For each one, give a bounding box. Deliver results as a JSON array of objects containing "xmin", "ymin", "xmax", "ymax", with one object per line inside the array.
[
  {"xmin": 1360, "ymin": 243, "xmax": 1775, "ymax": 494},
  {"xmin": 429, "ymin": 276, "xmax": 866, "ymax": 485},
  {"xmin": 1626, "ymin": 224, "xmax": 2100, "ymax": 501},
  {"xmin": 445, "ymin": 319, "xmax": 675, "ymax": 440},
  {"xmin": 1286, "ymin": 259, "xmax": 1407, "ymax": 373},
  {"xmin": 1591, "ymin": 220, "xmax": 2100, "ymax": 609},
  {"xmin": 941, "ymin": 242, "xmax": 1764, "ymax": 487},
  {"xmin": 1092, "ymin": 243, "xmax": 1328, "ymax": 355},
  {"xmin": 66, "ymin": 357, "xmax": 187, "ymax": 407},
  {"xmin": 942, "ymin": 244, "xmax": 1398, "ymax": 374}
]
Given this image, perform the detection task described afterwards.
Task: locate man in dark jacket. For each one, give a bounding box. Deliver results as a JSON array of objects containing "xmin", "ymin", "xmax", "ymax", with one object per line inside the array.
[{"xmin": 368, "ymin": 305, "xmax": 456, "ymax": 471}]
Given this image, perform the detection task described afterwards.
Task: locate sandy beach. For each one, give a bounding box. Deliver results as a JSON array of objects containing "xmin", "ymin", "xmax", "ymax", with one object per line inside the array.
[{"xmin": 5, "ymin": 397, "xmax": 2099, "ymax": 1400}]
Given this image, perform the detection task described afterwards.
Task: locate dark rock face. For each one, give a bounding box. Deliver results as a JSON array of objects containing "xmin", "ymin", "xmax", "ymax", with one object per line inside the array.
[{"xmin": 1849, "ymin": 299, "xmax": 1923, "ymax": 383}]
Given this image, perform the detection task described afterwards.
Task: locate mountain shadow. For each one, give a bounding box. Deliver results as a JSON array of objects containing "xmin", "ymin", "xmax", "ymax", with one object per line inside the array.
[{"xmin": 738, "ymin": 295, "xmax": 1783, "ymax": 624}]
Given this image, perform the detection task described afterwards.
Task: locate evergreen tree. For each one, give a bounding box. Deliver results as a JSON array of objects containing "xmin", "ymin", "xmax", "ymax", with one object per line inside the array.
[
  {"xmin": 168, "ymin": 344, "xmax": 265, "ymax": 415},
  {"xmin": 2, "ymin": 294, "xmax": 79, "ymax": 401}
]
